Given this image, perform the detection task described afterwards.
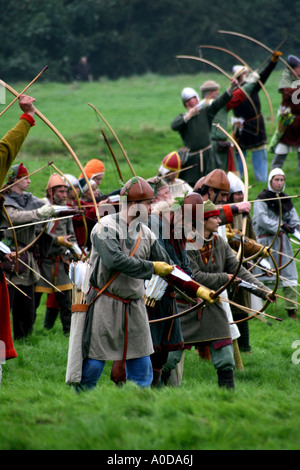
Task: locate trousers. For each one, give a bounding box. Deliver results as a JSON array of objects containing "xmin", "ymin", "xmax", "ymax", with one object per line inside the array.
[
  {"xmin": 237, "ymin": 148, "xmax": 268, "ymax": 182},
  {"xmin": 75, "ymin": 356, "xmax": 153, "ymax": 392},
  {"xmin": 8, "ymin": 284, "xmax": 35, "ymax": 340}
]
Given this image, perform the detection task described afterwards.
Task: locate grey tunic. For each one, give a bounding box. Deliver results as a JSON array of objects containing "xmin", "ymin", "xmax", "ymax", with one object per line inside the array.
[
  {"xmin": 253, "ymin": 199, "xmax": 299, "ymax": 284},
  {"xmin": 182, "ymin": 235, "xmax": 269, "ymax": 344},
  {"xmin": 2, "ymin": 191, "xmax": 44, "ymax": 286},
  {"xmin": 35, "ymin": 210, "xmax": 77, "ymax": 292},
  {"xmin": 84, "ymin": 213, "xmax": 170, "ymax": 361}
]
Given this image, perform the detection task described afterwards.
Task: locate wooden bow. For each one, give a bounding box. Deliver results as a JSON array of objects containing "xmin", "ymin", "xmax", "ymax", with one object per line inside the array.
[
  {"xmin": 0, "ymin": 80, "xmax": 101, "ymax": 231},
  {"xmin": 88, "ymin": 102, "xmax": 136, "ymax": 177},
  {"xmin": 101, "ymin": 129, "xmax": 125, "ymax": 184},
  {"xmin": 213, "ymin": 123, "xmax": 249, "ymax": 258},
  {"xmin": 1, "ymin": 205, "xmax": 19, "ymax": 273},
  {"xmin": 218, "ymin": 30, "xmax": 299, "ymax": 79},
  {"xmin": 149, "ymin": 236, "xmax": 245, "ymax": 324},
  {"xmin": 0, "ymin": 65, "xmax": 48, "ymax": 117},
  {"xmin": 176, "ymin": 54, "xmax": 260, "ymax": 135},
  {"xmin": 198, "ymin": 44, "xmax": 274, "ymax": 133},
  {"xmin": 248, "ymin": 193, "xmax": 282, "ymax": 270},
  {"xmin": 49, "ymin": 162, "xmax": 89, "ymax": 252},
  {"xmin": 231, "ymin": 249, "xmax": 280, "ymax": 324}
]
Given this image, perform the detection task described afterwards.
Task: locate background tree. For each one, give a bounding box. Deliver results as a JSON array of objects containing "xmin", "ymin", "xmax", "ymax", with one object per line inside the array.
[{"xmin": 0, "ymin": 0, "xmax": 299, "ymax": 82}]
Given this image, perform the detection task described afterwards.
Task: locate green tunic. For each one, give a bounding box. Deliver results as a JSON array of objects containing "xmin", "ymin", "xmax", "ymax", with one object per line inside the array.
[
  {"xmin": 181, "ymin": 234, "xmax": 269, "ymax": 344},
  {"xmin": 171, "ymin": 90, "xmax": 232, "ymax": 185}
]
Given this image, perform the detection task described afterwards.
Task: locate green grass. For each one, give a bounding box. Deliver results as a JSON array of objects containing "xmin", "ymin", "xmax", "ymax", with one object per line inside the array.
[
  {"xmin": 1, "ymin": 72, "xmax": 300, "ymax": 451},
  {"xmin": 1, "ymin": 309, "xmax": 300, "ymax": 450}
]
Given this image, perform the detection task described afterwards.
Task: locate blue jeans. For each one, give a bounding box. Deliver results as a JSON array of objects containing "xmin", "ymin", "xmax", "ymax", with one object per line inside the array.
[
  {"xmin": 237, "ymin": 148, "xmax": 268, "ymax": 182},
  {"xmin": 75, "ymin": 356, "xmax": 153, "ymax": 392}
]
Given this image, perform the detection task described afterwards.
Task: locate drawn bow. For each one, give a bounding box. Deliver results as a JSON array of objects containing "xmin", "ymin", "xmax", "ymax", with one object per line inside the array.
[
  {"xmin": 49, "ymin": 162, "xmax": 89, "ymax": 253},
  {"xmin": 231, "ymin": 249, "xmax": 280, "ymax": 324},
  {"xmin": 218, "ymin": 30, "xmax": 299, "ymax": 79},
  {"xmin": 176, "ymin": 54, "xmax": 260, "ymax": 135},
  {"xmin": 149, "ymin": 236, "xmax": 245, "ymax": 324},
  {"xmin": 198, "ymin": 44, "xmax": 274, "ymax": 133},
  {"xmin": 88, "ymin": 102, "xmax": 136, "ymax": 178},
  {"xmin": 0, "ymin": 79, "xmax": 101, "ymax": 231}
]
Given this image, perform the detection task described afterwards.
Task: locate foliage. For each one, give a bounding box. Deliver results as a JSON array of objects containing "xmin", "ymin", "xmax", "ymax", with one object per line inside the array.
[{"xmin": 0, "ymin": 0, "xmax": 300, "ymax": 81}]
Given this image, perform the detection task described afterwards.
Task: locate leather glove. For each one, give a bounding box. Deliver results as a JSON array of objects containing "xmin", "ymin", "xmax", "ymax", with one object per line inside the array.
[
  {"xmin": 196, "ymin": 285, "xmax": 218, "ymax": 304},
  {"xmin": 57, "ymin": 236, "xmax": 73, "ymax": 249},
  {"xmin": 226, "ymin": 228, "xmax": 236, "ymax": 240},
  {"xmin": 281, "ymin": 223, "xmax": 294, "ymax": 234},
  {"xmin": 153, "ymin": 261, "xmax": 174, "ymax": 277},
  {"xmin": 261, "ymin": 246, "xmax": 271, "ymax": 258},
  {"xmin": 37, "ymin": 205, "xmax": 56, "ymax": 218},
  {"xmin": 183, "ymin": 106, "xmax": 199, "ymax": 122},
  {"xmin": 271, "ymin": 50, "xmax": 282, "ymax": 63}
]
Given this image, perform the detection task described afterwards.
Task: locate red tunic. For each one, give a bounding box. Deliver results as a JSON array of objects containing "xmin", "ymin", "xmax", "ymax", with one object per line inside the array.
[{"xmin": 280, "ymin": 86, "xmax": 300, "ymax": 146}]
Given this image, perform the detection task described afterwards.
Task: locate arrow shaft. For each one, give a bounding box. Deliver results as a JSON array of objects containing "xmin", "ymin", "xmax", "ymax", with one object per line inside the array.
[
  {"xmin": 17, "ymin": 258, "xmax": 63, "ymax": 293},
  {"xmin": 0, "ymin": 66, "xmax": 48, "ymax": 117}
]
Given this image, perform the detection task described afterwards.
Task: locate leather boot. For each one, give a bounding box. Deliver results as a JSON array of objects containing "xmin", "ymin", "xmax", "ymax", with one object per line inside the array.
[
  {"xmin": 217, "ymin": 369, "xmax": 235, "ymax": 390},
  {"xmin": 151, "ymin": 369, "xmax": 162, "ymax": 387},
  {"xmin": 287, "ymin": 310, "xmax": 297, "ymax": 319}
]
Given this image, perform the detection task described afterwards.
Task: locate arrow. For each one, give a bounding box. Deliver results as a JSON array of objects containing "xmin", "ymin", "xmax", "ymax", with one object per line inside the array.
[{"xmin": 0, "ymin": 65, "xmax": 48, "ymax": 117}]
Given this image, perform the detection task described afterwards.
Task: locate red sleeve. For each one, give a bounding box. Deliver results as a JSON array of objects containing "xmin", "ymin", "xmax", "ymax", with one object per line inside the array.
[
  {"xmin": 222, "ymin": 204, "xmax": 234, "ymax": 224},
  {"xmin": 20, "ymin": 113, "xmax": 35, "ymax": 127},
  {"xmin": 226, "ymin": 88, "xmax": 247, "ymax": 111}
]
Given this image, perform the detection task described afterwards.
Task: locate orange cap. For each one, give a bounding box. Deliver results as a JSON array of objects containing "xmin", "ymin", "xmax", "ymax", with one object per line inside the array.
[{"xmin": 79, "ymin": 159, "xmax": 105, "ymax": 179}]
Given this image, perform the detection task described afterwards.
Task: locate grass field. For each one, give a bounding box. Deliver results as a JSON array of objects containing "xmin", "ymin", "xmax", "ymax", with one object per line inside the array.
[{"xmin": 0, "ymin": 70, "xmax": 300, "ymax": 452}]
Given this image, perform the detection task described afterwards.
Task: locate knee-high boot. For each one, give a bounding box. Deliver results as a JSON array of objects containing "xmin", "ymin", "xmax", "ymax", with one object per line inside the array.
[
  {"xmin": 271, "ymin": 153, "xmax": 287, "ymax": 169},
  {"xmin": 217, "ymin": 369, "xmax": 235, "ymax": 390},
  {"xmin": 151, "ymin": 369, "xmax": 162, "ymax": 387}
]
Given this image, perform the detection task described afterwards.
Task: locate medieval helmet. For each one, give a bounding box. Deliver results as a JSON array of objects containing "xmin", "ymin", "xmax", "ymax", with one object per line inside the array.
[
  {"xmin": 193, "ymin": 176, "xmax": 205, "ymax": 192},
  {"xmin": 200, "ymin": 80, "xmax": 220, "ymax": 93},
  {"xmin": 182, "ymin": 191, "xmax": 204, "ymax": 223},
  {"xmin": 120, "ymin": 176, "xmax": 154, "ymax": 202},
  {"xmin": 158, "ymin": 151, "xmax": 181, "ymax": 178},
  {"xmin": 203, "ymin": 169, "xmax": 230, "ymax": 192},
  {"xmin": 46, "ymin": 173, "xmax": 68, "ymax": 191},
  {"xmin": 181, "ymin": 87, "xmax": 199, "ymax": 103}
]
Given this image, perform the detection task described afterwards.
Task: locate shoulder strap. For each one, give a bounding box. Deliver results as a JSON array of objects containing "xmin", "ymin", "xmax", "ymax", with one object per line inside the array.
[{"xmin": 87, "ymin": 229, "xmax": 143, "ymax": 307}]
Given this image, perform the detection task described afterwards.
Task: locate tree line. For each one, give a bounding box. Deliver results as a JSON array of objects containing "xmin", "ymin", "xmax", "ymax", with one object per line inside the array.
[{"xmin": 1, "ymin": 0, "xmax": 299, "ymax": 82}]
